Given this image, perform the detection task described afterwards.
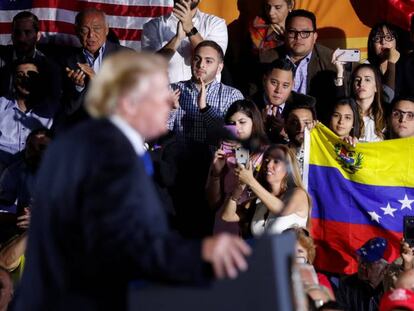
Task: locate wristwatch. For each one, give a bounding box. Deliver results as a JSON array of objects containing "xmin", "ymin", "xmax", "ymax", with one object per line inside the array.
[{"xmin": 186, "ymin": 27, "xmax": 198, "ymax": 37}]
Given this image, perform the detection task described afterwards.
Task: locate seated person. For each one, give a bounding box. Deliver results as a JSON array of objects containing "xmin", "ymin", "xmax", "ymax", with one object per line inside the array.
[
  {"xmin": 251, "ymin": 58, "xmax": 293, "ymax": 143},
  {"xmin": 0, "ymin": 129, "xmax": 51, "ymax": 281},
  {"xmin": 0, "ymin": 11, "xmax": 61, "ymax": 101},
  {"xmin": 0, "ymin": 60, "xmax": 54, "ymax": 173},
  {"xmin": 328, "ymin": 97, "xmax": 361, "ymax": 146},
  {"xmin": 169, "ymin": 40, "xmax": 244, "ymax": 146},
  {"xmin": 388, "ymin": 95, "xmax": 414, "ymax": 139},
  {"xmin": 205, "ymin": 100, "xmax": 268, "ymax": 236},
  {"xmin": 336, "ymin": 237, "xmax": 389, "ymax": 311},
  {"xmin": 282, "ymin": 96, "xmax": 317, "ymax": 175},
  {"xmin": 221, "ymin": 144, "xmax": 310, "ymax": 236}
]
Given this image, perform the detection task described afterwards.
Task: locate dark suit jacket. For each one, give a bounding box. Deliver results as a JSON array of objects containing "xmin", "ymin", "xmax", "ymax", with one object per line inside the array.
[
  {"xmin": 14, "ymin": 119, "xmax": 210, "ymax": 311},
  {"xmin": 261, "ymin": 43, "xmax": 339, "ymax": 123},
  {"xmin": 57, "ymin": 41, "xmax": 130, "ymax": 129}
]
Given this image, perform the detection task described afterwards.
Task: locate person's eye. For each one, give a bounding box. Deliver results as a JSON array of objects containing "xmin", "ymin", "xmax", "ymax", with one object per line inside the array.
[
  {"xmin": 283, "ymin": 84, "xmax": 290, "ymax": 89},
  {"xmin": 345, "ymin": 116, "xmax": 352, "ymax": 120},
  {"xmin": 275, "ymin": 5, "xmax": 282, "ymax": 10},
  {"xmin": 407, "ymin": 112, "xmax": 414, "ymax": 119}
]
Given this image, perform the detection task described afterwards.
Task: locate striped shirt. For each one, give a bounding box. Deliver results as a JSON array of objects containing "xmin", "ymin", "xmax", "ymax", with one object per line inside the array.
[{"xmin": 169, "ymin": 80, "xmax": 244, "ymax": 144}]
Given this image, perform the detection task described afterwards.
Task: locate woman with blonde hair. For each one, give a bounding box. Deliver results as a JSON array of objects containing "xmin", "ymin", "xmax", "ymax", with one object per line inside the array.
[{"xmin": 222, "ymin": 144, "xmax": 310, "ymax": 236}]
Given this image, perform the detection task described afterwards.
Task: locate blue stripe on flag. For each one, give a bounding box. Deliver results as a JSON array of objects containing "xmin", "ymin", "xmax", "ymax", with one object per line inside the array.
[
  {"xmin": 0, "ymin": 0, "xmax": 33, "ymax": 10},
  {"xmin": 309, "ymin": 165, "xmax": 414, "ymax": 232}
]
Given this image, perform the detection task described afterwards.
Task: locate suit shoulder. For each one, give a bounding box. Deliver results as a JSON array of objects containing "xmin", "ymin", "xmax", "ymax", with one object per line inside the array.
[{"xmin": 314, "ymin": 44, "xmax": 334, "ymax": 59}]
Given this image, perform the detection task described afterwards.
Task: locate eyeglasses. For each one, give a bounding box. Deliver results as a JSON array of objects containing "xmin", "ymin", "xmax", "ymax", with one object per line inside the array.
[
  {"xmin": 372, "ymin": 34, "xmax": 395, "ymax": 43},
  {"xmin": 286, "ymin": 30, "xmax": 315, "ymax": 39},
  {"xmin": 392, "ymin": 109, "xmax": 414, "ymax": 121}
]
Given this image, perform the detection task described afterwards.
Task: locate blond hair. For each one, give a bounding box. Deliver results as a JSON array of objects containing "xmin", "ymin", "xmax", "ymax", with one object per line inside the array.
[{"xmin": 85, "ymin": 50, "xmax": 167, "ymax": 118}]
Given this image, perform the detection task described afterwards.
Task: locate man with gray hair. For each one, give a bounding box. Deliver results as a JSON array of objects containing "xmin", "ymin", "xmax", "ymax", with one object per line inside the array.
[
  {"xmin": 14, "ymin": 51, "xmax": 251, "ymax": 311},
  {"xmin": 59, "ymin": 8, "xmax": 130, "ymax": 129}
]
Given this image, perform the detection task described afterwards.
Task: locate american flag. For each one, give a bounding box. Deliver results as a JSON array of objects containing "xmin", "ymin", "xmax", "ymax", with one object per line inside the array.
[{"xmin": 0, "ymin": 0, "xmax": 173, "ymax": 50}]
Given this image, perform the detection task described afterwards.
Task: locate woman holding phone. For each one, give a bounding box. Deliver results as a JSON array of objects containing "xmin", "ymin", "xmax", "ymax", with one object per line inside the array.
[
  {"xmin": 221, "ymin": 144, "xmax": 311, "ymax": 236},
  {"xmin": 206, "ymin": 99, "xmax": 268, "ymax": 236}
]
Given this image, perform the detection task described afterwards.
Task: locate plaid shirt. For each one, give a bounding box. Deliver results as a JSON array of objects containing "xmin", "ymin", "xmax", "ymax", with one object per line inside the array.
[{"xmin": 168, "ymin": 80, "xmax": 244, "ymax": 144}]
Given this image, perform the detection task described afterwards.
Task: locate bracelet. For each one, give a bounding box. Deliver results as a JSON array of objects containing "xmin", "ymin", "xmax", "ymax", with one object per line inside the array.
[{"xmin": 336, "ymin": 76, "xmax": 344, "ymax": 80}]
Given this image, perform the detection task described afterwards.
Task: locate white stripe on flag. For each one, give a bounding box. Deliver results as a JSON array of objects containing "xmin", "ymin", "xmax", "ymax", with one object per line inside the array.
[
  {"xmin": 0, "ymin": 8, "xmax": 155, "ymax": 30},
  {"xmin": 77, "ymin": 0, "xmax": 173, "ymax": 6}
]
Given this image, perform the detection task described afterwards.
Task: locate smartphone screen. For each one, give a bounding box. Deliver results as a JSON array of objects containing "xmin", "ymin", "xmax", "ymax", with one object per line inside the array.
[
  {"xmin": 404, "ymin": 216, "xmax": 414, "ymax": 245},
  {"xmin": 235, "ymin": 147, "xmax": 249, "ymax": 165}
]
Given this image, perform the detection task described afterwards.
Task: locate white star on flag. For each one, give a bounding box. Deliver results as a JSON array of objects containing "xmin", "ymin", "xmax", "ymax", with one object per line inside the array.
[
  {"xmin": 368, "ymin": 211, "xmax": 381, "ymax": 223},
  {"xmin": 399, "ymin": 195, "xmax": 414, "ymax": 210},
  {"xmin": 381, "ymin": 203, "xmax": 397, "ymax": 217}
]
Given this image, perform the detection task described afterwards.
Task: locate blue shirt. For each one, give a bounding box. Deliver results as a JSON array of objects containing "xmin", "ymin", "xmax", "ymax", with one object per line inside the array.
[
  {"xmin": 169, "ymin": 80, "xmax": 244, "ymax": 144},
  {"xmin": 287, "ymin": 52, "xmax": 312, "ymax": 95},
  {"xmin": 0, "ymin": 97, "xmax": 53, "ymax": 163}
]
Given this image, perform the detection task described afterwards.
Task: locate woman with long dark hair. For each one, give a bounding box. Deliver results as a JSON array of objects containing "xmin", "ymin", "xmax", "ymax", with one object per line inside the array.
[{"xmin": 206, "ymin": 99, "xmax": 268, "ymax": 235}]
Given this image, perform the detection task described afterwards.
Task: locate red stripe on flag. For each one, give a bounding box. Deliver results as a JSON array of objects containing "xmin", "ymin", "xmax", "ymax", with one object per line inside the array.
[
  {"xmin": 0, "ymin": 20, "xmax": 144, "ymax": 41},
  {"xmin": 32, "ymin": 0, "xmax": 172, "ymax": 17},
  {"xmin": 0, "ymin": 23, "xmax": 12, "ymax": 34},
  {"xmin": 311, "ymin": 218, "xmax": 402, "ymax": 275}
]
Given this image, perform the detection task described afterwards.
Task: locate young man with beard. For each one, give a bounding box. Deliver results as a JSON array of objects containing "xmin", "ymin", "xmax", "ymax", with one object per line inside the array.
[
  {"xmin": 282, "ymin": 95, "xmax": 317, "ymax": 175},
  {"xmin": 142, "ymin": 0, "xmax": 228, "ymax": 83}
]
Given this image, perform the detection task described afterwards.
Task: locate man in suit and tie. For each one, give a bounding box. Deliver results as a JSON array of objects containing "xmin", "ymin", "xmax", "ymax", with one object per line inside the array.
[
  {"xmin": 58, "ymin": 8, "xmax": 130, "ymax": 128},
  {"xmin": 14, "ymin": 51, "xmax": 251, "ymax": 311}
]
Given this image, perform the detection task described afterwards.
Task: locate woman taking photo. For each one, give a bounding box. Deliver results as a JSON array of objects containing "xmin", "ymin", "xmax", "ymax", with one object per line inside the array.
[
  {"xmin": 206, "ymin": 99, "xmax": 268, "ymax": 235},
  {"xmin": 221, "ymin": 144, "xmax": 310, "ymax": 236}
]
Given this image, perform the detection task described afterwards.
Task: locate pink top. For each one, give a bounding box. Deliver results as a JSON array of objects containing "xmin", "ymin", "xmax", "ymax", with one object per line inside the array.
[{"xmin": 213, "ymin": 151, "xmax": 264, "ymax": 235}]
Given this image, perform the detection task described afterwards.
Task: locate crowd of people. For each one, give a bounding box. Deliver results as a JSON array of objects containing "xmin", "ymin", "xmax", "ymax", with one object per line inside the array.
[{"xmin": 0, "ymin": 0, "xmax": 414, "ymax": 310}]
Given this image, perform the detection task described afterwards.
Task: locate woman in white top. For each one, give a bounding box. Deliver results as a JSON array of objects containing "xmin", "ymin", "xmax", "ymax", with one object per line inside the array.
[
  {"xmin": 221, "ymin": 144, "xmax": 311, "ymax": 237},
  {"xmin": 348, "ymin": 64, "xmax": 386, "ymax": 142}
]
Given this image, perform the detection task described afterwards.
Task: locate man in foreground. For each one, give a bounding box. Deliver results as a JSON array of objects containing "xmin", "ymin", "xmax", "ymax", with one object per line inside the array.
[{"xmin": 14, "ymin": 51, "xmax": 250, "ymax": 311}]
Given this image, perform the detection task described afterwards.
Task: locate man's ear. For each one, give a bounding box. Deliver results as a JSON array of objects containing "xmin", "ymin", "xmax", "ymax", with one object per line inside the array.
[
  {"xmin": 217, "ymin": 62, "xmax": 224, "ymax": 75},
  {"xmin": 36, "ymin": 31, "xmax": 41, "ymax": 43},
  {"xmin": 313, "ymin": 31, "xmax": 318, "ymax": 43}
]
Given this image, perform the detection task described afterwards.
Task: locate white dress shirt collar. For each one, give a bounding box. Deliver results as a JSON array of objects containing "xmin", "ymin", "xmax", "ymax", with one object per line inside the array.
[{"xmin": 109, "ymin": 115, "xmax": 146, "ymax": 156}]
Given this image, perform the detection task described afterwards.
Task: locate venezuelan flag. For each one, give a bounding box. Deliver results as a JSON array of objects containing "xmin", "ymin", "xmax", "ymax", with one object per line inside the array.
[{"xmin": 304, "ymin": 123, "xmax": 414, "ymax": 275}]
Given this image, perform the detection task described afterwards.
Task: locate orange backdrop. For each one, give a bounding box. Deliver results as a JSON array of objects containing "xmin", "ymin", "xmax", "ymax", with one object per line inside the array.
[{"xmin": 199, "ymin": 0, "xmax": 377, "ymax": 60}]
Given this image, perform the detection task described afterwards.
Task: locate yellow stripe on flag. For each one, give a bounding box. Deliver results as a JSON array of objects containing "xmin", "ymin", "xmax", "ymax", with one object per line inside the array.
[{"xmin": 309, "ymin": 123, "xmax": 414, "ymax": 187}]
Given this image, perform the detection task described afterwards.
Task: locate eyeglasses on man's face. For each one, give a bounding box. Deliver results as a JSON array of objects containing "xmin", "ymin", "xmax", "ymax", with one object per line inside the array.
[
  {"xmin": 372, "ymin": 34, "xmax": 395, "ymax": 43},
  {"xmin": 392, "ymin": 109, "xmax": 414, "ymax": 121},
  {"xmin": 286, "ymin": 29, "xmax": 315, "ymax": 39}
]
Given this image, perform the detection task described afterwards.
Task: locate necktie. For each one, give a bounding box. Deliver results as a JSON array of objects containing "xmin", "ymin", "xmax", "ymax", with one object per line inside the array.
[{"xmin": 141, "ymin": 152, "xmax": 154, "ymax": 176}]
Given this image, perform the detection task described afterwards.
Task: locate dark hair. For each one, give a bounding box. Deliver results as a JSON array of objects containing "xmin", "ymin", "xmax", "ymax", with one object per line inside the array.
[
  {"xmin": 367, "ymin": 22, "xmax": 399, "ymax": 66},
  {"xmin": 260, "ymin": 0, "xmax": 294, "ymax": 24},
  {"xmin": 350, "ymin": 63, "xmax": 385, "ymax": 139},
  {"xmin": 285, "ymin": 9, "xmax": 317, "ymax": 31},
  {"xmin": 12, "ymin": 11, "xmax": 39, "ymax": 32},
  {"xmin": 391, "ymin": 95, "xmax": 414, "ymax": 108},
  {"xmin": 75, "ymin": 8, "xmax": 106, "ymax": 27},
  {"xmin": 330, "ymin": 97, "xmax": 362, "ymax": 138},
  {"xmin": 194, "ymin": 40, "xmax": 224, "ymax": 62},
  {"xmin": 264, "ymin": 58, "xmax": 295, "ymax": 76},
  {"xmin": 282, "ymin": 93, "xmax": 317, "ymax": 121},
  {"xmin": 12, "ymin": 58, "xmax": 40, "ymax": 72},
  {"xmin": 224, "ymin": 99, "xmax": 268, "ymax": 146},
  {"xmin": 257, "ymin": 144, "xmax": 303, "ymax": 193}
]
